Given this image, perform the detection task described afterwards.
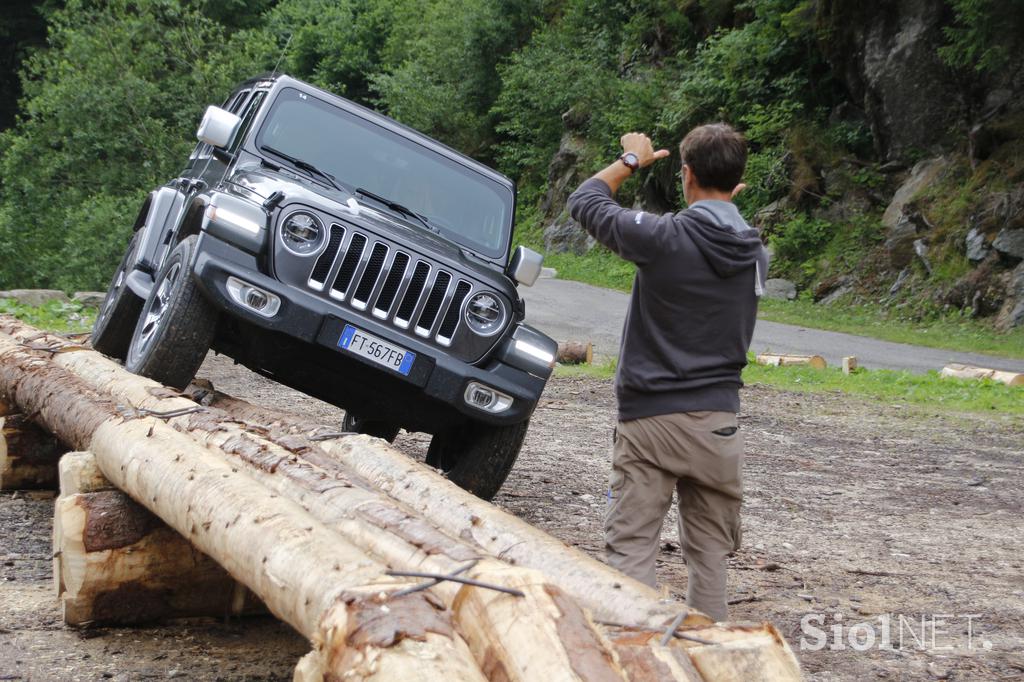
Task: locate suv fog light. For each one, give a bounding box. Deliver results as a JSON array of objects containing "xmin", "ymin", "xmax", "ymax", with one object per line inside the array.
[
  {"xmin": 464, "ymin": 382, "xmax": 513, "ymax": 414},
  {"xmin": 226, "ymin": 276, "xmax": 281, "ymax": 318}
]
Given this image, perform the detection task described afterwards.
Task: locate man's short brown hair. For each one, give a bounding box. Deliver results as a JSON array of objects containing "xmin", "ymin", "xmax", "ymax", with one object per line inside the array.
[{"xmin": 679, "ymin": 123, "xmax": 747, "ymax": 192}]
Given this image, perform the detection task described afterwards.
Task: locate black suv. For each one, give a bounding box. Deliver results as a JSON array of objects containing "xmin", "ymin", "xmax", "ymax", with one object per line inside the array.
[{"xmin": 92, "ymin": 74, "xmax": 556, "ymax": 499}]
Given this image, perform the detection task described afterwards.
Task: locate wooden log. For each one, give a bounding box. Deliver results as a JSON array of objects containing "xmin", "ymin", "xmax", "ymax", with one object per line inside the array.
[
  {"xmin": 755, "ymin": 353, "xmax": 827, "ymax": 370},
  {"xmin": 54, "ymin": 490, "xmax": 264, "ymax": 625},
  {"xmin": 41, "ymin": 350, "xmax": 633, "ymax": 680},
  {"xmin": 940, "ymin": 363, "xmax": 1024, "ymax": 387},
  {"xmin": 672, "ymin": 623, "xmax": 802, "ymax": 681},
  {"xmin": 557, "ymin": 341, "xmax": 593, "ymax": 365},
  {"xmin": 59, "ymin": 450, "xmax": 114, "ymax": 495},
  {"xmin": 0, "ymin": 333, "xmax": 489, "ymax": 681},
  {"xmin": 1, "ymin": 412, "xmax": 64, "ymax": 489},
  {"xmin": 842, "ymin": 356, "xmax": 858, "ymax": 375}
]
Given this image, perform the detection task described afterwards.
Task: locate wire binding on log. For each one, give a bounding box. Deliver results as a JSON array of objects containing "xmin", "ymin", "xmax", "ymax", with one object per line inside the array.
[
  {"xmin": 389, "ymin": 559, "xmax": 481, "ymax": 598},
  {"xmin": 124, "ymin": 406, "xmax": 206, "ymax": 421},
  {"xmin": 660, "ymin": 610, "xmax": 689, "ymax": 647},
  {"xmin": 596, "ymin": 618, "xmax": 719, "ymax": 647},
  {"xmin": 308, "ymin": 431, "xmax": 358, "ymax": 441},
  {"xmin": 385, "ymin": 568, "xmax": 526, "ymax": 597}
]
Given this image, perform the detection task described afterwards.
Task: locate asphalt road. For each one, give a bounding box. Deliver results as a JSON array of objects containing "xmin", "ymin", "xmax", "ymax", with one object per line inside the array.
[{"xmin": 521, "ymin": 276, "xmax": 1024, "ymax": 374}]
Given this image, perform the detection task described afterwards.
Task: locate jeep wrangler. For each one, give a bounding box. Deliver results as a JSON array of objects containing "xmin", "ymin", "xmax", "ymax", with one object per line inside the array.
[{"xmin": 92, "ymin": 74, "xmax": 556, "ymax": 500}]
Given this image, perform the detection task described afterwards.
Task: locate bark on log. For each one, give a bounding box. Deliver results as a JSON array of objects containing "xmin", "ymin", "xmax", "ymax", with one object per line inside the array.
[
  {"xmin": 1, "ymin": 412, "xmax": 64, "ymax": 489},
  {"xmin": 940, "ymin": 363, "xmax": 1024, "ymax": 387},
  {"xmin": 0, "ymin": 333, "xmax": 488, "ymax": 681},
  {"xmin": 54, "ymin": 490, "xmax": 264, "ymax": 625},
  {"xmin": 557, "ymin": 341, "xmax": 593, "ymax": 365},
  {"xmin": 755, "ymin": 353, "xmax": 827, "ymax": 370}
]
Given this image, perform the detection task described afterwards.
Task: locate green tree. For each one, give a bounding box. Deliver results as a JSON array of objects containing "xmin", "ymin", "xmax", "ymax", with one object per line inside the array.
[{"xmin": 0, "ymin": 0, "xmax": 270, "ymax": 289}]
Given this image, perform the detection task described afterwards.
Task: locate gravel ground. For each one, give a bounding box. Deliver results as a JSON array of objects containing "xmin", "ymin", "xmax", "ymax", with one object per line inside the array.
[{"xmin": 1, "ymin": 353, "xmax": 1022, "ymax": 681}]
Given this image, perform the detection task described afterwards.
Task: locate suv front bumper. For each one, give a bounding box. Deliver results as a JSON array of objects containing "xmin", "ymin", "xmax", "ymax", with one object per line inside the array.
[{"xmin": 192, "ymin": 233, "xmax": 551, "ymax": 427}]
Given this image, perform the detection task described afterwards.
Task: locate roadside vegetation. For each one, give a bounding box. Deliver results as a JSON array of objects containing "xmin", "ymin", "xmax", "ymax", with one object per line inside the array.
[
  {"xmin": 0, "ymin": 299, "xmax": 95, "ymax": 334},
  {"xmin": 557, "ymin": 355, "xmax": 1024, "ymax": 422}
]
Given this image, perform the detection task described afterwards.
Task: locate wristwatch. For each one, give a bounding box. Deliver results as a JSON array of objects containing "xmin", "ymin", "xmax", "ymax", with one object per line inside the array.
[{"xmin": 619, "ymin": 152, "xmax": 640, "ymax": 173}]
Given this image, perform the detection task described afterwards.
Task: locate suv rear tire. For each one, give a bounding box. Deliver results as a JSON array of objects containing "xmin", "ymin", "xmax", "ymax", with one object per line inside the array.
[
  {"xmin": 125, "ymin": 236, "xmax": 218, "ymax": 389},
  {"xmin": 342, "ymin": 412, "xmax": 400, "ymax": 443},
  {"xmin": 91, "ymin": 232, "xmax": 144, "ymax": 360},
  {"xmin": 426, "ymin": 419, "xmax": 529, "ymax": 501}
]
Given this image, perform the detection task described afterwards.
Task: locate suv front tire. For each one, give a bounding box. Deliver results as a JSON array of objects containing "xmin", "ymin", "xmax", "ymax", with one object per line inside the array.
[{"xmin": 126, "ymin": 236, "xmax": 218, "ymax": 389}]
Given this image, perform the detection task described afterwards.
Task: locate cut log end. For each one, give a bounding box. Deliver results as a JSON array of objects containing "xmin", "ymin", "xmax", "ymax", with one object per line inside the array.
[{"xmin": 557, "ymin": 341, "xmax": 593, "ymax": 365}]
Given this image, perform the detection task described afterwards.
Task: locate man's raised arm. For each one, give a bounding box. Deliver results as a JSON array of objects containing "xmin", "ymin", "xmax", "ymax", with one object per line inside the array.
[{"xmin": 566, "ymin": 133, "xmax": 671, "ymax": 265}]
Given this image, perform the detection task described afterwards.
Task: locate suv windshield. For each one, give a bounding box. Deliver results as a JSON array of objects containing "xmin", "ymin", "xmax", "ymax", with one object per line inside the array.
[{"xmin": 255, "ymin": 87, "xmax": 513, "ymax": 258}]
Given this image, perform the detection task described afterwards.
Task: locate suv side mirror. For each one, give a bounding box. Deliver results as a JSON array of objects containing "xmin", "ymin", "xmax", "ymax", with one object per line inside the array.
[
  {"xmin": 196, "ymin": 106, "xmax": 242, "ymax": 149},
  {"xmin": 508, "ymin": 246, "xmax": 544, "ymax": 286}
]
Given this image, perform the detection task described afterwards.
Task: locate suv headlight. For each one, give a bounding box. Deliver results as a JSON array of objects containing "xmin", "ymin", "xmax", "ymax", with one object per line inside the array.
[
  {"xmin": 465, "ymin": 292, "xmax": 505, "ymax": 336},
  {"xmin": 280, "ymin": 210, "xmax": 324, "ymax": 255}
]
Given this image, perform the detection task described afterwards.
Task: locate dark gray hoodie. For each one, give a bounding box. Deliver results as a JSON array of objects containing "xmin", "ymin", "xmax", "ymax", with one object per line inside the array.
[{"xmin": 568, "ymin": 178, "xmax": 768, "ymax": 420}]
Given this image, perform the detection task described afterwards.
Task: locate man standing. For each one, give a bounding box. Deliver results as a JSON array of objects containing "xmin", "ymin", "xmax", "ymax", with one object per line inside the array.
[{"xmin": 567, "ymin": 124, "xmax": 767, "ymax": 622}]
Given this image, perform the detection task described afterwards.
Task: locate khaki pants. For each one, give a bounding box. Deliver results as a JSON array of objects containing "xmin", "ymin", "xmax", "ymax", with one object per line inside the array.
[{"xmin": 605, "ymin": 411, "xmax": 743, "ymax": 622}]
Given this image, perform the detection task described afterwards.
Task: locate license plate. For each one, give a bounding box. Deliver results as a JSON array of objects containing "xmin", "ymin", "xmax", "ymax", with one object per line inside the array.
[{"xmin": 337, "ymin": 324, "xmax": 415, "ymax": 376}]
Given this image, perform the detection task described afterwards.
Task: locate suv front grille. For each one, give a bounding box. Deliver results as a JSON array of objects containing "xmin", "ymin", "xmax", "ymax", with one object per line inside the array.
[{"xmin": 307, "ymin": 224, "xmax": 471, "ymax": 346}]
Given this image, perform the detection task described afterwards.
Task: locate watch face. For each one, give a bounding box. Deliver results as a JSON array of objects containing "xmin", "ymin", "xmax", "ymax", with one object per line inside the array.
[{"xmin": 622, "ymin": 152, "xmax": 639, "ymax": 169}]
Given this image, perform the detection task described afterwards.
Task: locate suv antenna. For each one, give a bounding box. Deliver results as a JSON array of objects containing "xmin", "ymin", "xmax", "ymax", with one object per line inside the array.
[{"xmin": 271, "ymin": 33, "xmax": 293, "ymax": 78}]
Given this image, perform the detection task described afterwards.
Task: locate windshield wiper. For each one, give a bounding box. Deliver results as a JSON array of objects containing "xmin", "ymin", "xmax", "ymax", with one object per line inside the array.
[
  {"xmin": 259, "ymin": 145, "xmax": 343, "ymax": 193},
  {"xmin": 355, "ymin": 187, "xmax": 437, "ymax": 233}
]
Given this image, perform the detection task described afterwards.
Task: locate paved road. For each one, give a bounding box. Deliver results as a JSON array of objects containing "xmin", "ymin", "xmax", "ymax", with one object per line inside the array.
[{"xmin": 521, "ymin": 277, "xmax": 1024, "ymax": 374}]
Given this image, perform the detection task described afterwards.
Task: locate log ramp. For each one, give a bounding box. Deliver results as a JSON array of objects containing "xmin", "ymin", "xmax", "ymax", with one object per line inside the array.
[{"xmin": 0, "ymin": 317, "xmax": 801, "ymax": 681}]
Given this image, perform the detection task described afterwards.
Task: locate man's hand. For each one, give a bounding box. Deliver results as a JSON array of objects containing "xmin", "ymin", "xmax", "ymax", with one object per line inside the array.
[{"xmin": 621, "ymin": 132, "xmax": 670, "ymax": 168}]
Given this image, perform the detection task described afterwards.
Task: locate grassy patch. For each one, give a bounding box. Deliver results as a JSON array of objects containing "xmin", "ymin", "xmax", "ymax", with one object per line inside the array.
[
  {"xmin": 555, "ymin": 356, "xmax": 618, "ymax": 380},
  {"xmin": 0, "ymin": 298, "xmax": 97, "ymax": 333},
  {"xmin": 555, "ymin": 354, "xmax": 1023, "ymax": 422},
  {"xmin": 743, "ymin": 360, "xmax": 1024, "ymax": 424},
  {"xmin": 758, "ymin": 298, "xmax": 1024, "ymax": 359}
]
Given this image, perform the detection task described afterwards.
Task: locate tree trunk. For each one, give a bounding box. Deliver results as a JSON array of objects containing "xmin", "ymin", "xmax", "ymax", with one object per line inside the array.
[
  {"xmin": 940, "ymin": 363, "xmax": 1024, "ymax": 386},
  {"xmin": 755, "ymin": 353, "xmax": 827, "ymax": 369},
  {"xmin": 557, "ymin": 341, "xmax": 593, "ymax": 364},
  {"xmin": 1, "ymin": 413, "xmax": 64, "ymax": 489}
]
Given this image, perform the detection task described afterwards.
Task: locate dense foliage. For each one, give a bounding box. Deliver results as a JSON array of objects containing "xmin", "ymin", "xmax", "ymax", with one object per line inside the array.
[{"xmin": 0, "ymin": 0, "xmax": 1014, "ymax": 293}]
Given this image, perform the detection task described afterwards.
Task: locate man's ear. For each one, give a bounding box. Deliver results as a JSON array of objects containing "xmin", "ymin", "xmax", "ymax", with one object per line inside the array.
[{"xmin": 731, "ymin": 183, "xmax": 748, "ymax": 199}]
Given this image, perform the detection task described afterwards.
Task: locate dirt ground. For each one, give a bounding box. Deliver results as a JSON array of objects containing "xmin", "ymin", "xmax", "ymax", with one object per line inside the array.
[{"xmin": 2, "ymin": 353, "xmax": 1022, "ymax": 681}]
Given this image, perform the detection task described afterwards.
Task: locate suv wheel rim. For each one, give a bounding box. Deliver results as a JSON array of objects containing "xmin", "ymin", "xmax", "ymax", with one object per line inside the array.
[{"xmin": 136, "ymin": 261, "xmax": 181, "ymax": 358}]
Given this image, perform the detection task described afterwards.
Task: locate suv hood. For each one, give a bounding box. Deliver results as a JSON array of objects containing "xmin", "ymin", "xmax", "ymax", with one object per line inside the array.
[{"xmin": 226, "ymin": 163, "xmax": 517, "ymax": 298}]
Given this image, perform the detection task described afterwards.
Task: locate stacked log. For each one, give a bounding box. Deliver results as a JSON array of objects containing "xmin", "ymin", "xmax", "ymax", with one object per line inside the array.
[
  {"xmin": 0, "ymin": 317, "xmax": 802, "ymax": 680},
  {"xmin": 54, "ymin": 452, "xmax": 265, "ymax": 625}
]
